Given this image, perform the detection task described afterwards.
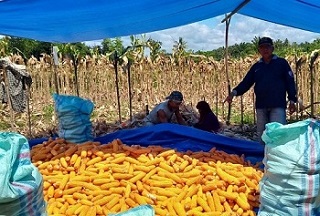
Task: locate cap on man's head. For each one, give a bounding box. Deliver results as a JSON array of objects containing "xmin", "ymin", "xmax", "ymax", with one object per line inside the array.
[
  {"xmin": 167, "ymin": 91, "xmax": 183, "ymax": 102},
  {"xmin": 258, "ymin": 37, "xmax": 273, "ymax": 46}
]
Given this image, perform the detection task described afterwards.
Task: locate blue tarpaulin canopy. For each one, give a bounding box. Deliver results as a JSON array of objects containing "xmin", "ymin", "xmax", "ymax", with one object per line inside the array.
[{"xmin": 1, "ymin": 0, "xmax": 319, "ymax": 43}]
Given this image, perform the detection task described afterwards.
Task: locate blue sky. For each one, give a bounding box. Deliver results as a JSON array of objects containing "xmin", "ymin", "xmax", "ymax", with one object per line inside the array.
[{"xmin": 88, "ymin": 14, "xmax": 320, "ymax": 52}]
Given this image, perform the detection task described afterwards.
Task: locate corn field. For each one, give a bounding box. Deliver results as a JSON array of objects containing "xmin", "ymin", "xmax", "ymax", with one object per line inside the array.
[{"xmin": 2, "ymin": 51, "xmax": 320, "ymax": 138}]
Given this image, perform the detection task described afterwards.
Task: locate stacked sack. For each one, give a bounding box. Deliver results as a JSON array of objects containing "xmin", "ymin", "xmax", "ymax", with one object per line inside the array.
[
  {"xmin": 259, "ymin": 118, "xmax": 320, "ymax": 215},
  {"xmin": 0, "ymin": 132, "xmax": 46, "ymax": 216},
  {"xmin": 53, "ymin": 93, "xmax": 94, "ymax": 143}
]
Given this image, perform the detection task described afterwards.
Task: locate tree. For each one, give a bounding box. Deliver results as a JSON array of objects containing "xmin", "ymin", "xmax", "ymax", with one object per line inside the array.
[
  {"xmin": 229, "ymin": 42, "xmax": 255, "ymax": 59},
  {"xmin": 57, "ymin": 42, "xmax": 90, "ymax": 96},
  {"xmin": 101, "ymin": 38, "xmax": 124, "ymax": 54},
  {"xmin": 146, "ymin": 38, "xmax": 162, "ymax": 63},
  {"xmin": 7, "ymin": 37, "xmax": 51, "ymax": 60},
  {"xmin": 251, "ymin": 36, "xmax": 260, "ymax": 48},
  {"xmin": 172, "ymin": 37, "xmax": 188, "ymax": 65},
  {"xmin": 126, "ymin": 35, "xmax": 148, "ymax": 63},
  {"xmin": 172, "ymin": 37, "xmax": 187, "ymax": 57},
  {"xmin": 0, "ymin": 36, "xmax": 10, "ymax": 57}
]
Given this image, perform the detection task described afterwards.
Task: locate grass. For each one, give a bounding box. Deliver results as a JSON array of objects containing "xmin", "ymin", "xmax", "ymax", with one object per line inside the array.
[
  {"xmin": 0, "ymin": 122, "xmax": 11, "ymax": 130},
  {"xmin": 232, "ymin": 112, "xmax": 255, "ymax": 125},
  {"xmin": 42, "ymin": 105, "xmax": 55, "ymax": 122}
]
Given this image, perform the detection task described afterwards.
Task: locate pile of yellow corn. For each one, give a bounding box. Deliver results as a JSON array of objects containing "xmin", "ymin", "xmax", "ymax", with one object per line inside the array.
[{"xmin": 31, "ymin": 138, "xmax": 263, "ymax": 216}]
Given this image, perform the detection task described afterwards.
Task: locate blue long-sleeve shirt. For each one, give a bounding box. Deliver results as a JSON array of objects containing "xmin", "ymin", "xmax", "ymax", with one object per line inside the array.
[{"xmin": 233, "ymin": 55, "xmax": 297, "ymax": 109}]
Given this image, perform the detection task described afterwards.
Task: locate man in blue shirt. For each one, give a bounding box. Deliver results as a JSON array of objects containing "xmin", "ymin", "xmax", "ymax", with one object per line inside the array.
[{"xmin": 224, "ymin": 37, "xmax": 297, "ymax": 143}]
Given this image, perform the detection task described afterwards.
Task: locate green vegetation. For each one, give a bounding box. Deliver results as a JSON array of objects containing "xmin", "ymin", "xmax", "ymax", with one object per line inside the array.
[
  {"xmin": 1, "ymin": 35, "xmax": 320, "ymax": 61},
  {"xmin": 0, "ymin": 121, "xmax": 11, "ymax": 130},
  {"xmin": 42, "ymin": 105, "xmax": 55, "ymax": 121},
  {"xmin": 232, "ymin": 112, "xmax": 255, "ymax": 125}
]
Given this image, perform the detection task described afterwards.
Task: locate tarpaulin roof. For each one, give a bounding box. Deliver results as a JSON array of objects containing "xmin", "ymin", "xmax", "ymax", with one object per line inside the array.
[{"xmin": 1, "ymin": 0, "xmax": 319, "ymax": 43}]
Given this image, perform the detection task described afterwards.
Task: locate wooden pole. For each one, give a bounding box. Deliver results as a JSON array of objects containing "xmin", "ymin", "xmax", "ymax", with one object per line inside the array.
[
  {"xmin": 26, "ymin": 85, "xmax": 32, "ymax": 137},
  {"xmin": 52, "ymin": 46, "xmax": 60, "ymax": 94},
  {"xmin": 224, "ymin": 15, "xmax": 232, "ymax": 125},
  {"xmin": 253, "ymin": 92, "xmax": 256, "ymax": 124},
  {"xmin": 114, "ymin": 51, "xmax": 122, "ymax": 123},
  {"xmin": 127, "ymin": 61, "xmax": 133, "ymax": 121},
  {"xmin": 239, "ymin": 63, "xmax": 244, "ymax": 125},
  {"xmin": 294, "ymin": 55, "xmax": 305, "ymax": 120},
  {"xmin": 2, "ymin": 65, "xmax": 15, "ymax": 130},
  {"xmin": 310, "ymin": 62, "xmax": 314, "ymax": 117},
  {"xmin": 309, "ymin": 50, "xmax": 319, "ymax": 118},
  {"xmin": 53, "ymin": 64, "xmax": 59, "ymax": 94},
  {"xmin": 215, "ymin": 90, "xmax": 219, "ymax": 117},
  {"xmin": 221, "ymin": 0, "xmax": 251, "ymax": 125},
  {"xmin": 72, "ymin": 55, "xmax": 79, "ymax": 97},
  {"xmin": 240, "ymin": 95, "xmax": 244, "ymax": 125}
]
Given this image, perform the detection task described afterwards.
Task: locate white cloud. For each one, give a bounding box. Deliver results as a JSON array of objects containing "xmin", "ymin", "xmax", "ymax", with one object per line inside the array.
[{"xmin": 108, "ymin": 14, "xmax": 320, "ymax": 52}]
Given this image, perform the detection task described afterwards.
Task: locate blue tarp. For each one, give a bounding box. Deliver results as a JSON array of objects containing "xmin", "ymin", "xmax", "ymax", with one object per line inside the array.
[
  {"xmin": 0, "ymin": 0, "xmax": 319, "ymax": 43},
  {"xmin": 29, "ymin": 123, "xmax": 264, "ymax": 164}
]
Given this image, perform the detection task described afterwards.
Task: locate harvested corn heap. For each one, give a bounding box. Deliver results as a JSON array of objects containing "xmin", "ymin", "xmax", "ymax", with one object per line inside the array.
[{"xmin": 31, "ymin": 138, "xmax": 263, "ymax": 216}]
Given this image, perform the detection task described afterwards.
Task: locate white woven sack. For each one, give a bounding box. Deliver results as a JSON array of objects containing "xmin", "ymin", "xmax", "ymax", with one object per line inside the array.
[{"xmin": 259, "ymin": 119, "xmax": 320, "ymax": 215}]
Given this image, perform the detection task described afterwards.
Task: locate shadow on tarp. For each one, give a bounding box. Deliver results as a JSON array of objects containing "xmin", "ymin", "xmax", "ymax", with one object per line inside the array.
[{"xmin": 28, "ymin": 123, "xmax": 264, "ymax": 164}]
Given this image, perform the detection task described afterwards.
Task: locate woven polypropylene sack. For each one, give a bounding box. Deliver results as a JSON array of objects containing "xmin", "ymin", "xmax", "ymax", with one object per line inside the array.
[
  {"xmin": 109, "ymin": 204, "xmax": 154, "ymax": 216},
  {"xmin": 53, "ymin": 93, "xmax": 94, "ymax": 143},
  {"xmin": 258, "ymin": 118, "xmax": 320, "ymax": 215},
  {"xmin": 0, "ymin": 132, "xmax": 47, "ymax": 216}
]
